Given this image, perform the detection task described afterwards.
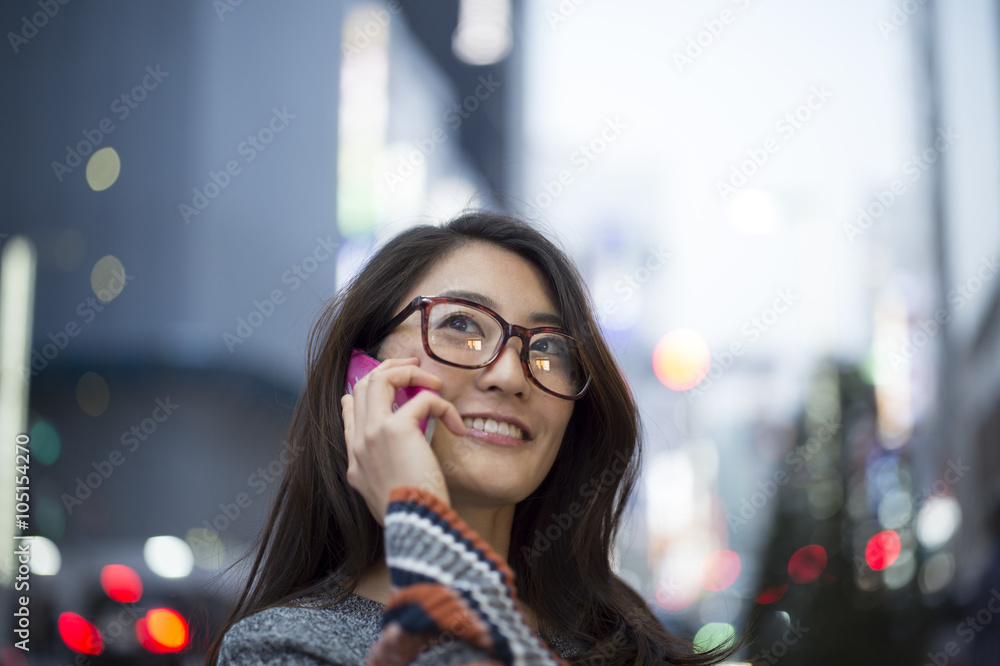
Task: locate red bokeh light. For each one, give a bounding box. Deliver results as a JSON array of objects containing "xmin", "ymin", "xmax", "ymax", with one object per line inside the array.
[
  {"xmin": 702, "ymin": 549, "xmax": 741, "ymax": 591},
  {"xmin": 787, "ymin": 545, "xmax": 827, "ymax": 584},
  {"xmin": 58, "ymin": 612, "xmax": 103, "ymax": 655},
  {"xmin": 754, "ymin": 584, "xmax": 788, "ymax": 604},
  {"xmin": 100, "ymin": 564, "xmax": 143, "ymax": 603},
  {"xmin": 865, "ymin": 530, "xmax": 901, "ymax": 570}
]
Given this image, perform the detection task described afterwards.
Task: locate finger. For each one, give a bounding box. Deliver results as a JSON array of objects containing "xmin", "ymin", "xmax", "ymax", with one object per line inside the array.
[
  {"xmin": 360, "ymin": 365, "xmax": 445, "ymax": 420},
  {"xmin": 392, "ymin": 391, "xmax": 467, "ymax": 437},
  {"xmin": 341, "ymin": 393, "xmax": 355, "ymax": 442},
  {"xmin": 348, "ymin": 356, "xmax": 418, "ymax": 401}
]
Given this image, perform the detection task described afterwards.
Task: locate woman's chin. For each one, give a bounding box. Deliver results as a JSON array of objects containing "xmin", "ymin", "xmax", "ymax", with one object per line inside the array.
[{"xmin": 443, "ymin": 469, "xmax": 534, "ymax": 507}]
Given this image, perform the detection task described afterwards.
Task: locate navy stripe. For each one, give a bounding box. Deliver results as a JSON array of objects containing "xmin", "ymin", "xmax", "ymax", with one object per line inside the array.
[{"xmin": 382, "ymin": 602, "xmax": 441, "ymax": 634}]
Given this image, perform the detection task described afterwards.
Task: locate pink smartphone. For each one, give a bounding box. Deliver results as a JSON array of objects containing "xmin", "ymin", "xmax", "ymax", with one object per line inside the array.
[{"xmin": 345, "ymin": 349, "xmax": 437, "ymax": 441}]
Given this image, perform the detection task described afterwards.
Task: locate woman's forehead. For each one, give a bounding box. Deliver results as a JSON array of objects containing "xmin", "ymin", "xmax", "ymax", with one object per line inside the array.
[{"xmin": 406, "ymin": 244, "xmax": 560, "ymax": 320}]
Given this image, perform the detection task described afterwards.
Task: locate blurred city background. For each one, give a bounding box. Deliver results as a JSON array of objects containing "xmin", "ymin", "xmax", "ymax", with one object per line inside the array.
[{"xmin": 1, "ymin": 0, "xmax": 998, "ymax": 663}]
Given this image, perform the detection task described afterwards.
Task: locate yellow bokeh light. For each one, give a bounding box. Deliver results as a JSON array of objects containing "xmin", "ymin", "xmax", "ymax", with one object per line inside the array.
[
  {"xmin": 86, "ymin": 147, "xmax": 121, "ymax": 191},
  {"xmin": 652, "ymin": 329, "xmax": 711, "ymax": 391},
  {"xmin": 146, "ymin": 609, "xmax": 188, "ymax": 649},
  {"xmin": 90, "ymin": 255, "xmax": 127, "ymax": 303}
]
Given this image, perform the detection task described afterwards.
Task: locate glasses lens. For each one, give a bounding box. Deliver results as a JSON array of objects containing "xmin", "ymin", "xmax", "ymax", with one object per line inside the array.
[
  {"xmin": 527, "ymin": 333, "xmax": 586, "ymax": 397},
  {"xmin": 427, "ymin": 302, "xmax": 502, "ymax": 365}
]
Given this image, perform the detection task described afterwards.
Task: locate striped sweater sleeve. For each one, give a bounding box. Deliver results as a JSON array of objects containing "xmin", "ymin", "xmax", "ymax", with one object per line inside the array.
[{"xmin": 365, "ymin": 486, "xmax": 569, "ymax": 666}]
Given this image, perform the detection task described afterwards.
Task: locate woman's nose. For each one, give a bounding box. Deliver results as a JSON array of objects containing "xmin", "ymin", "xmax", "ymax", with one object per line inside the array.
[{"xmin": 477, "ymin": 338, "xmax": 530, "ymax": 396}]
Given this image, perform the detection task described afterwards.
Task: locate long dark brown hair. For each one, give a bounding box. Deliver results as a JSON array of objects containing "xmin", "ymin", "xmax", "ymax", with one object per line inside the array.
[{"xmin": 206, "ymin": 211, "xmax": 742, "ymax": 665}]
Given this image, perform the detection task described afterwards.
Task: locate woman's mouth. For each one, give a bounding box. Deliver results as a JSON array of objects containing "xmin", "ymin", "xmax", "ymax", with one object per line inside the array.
[{"xmin": 462, "ymin": 417, "xmax": 526, "ymax": 444}]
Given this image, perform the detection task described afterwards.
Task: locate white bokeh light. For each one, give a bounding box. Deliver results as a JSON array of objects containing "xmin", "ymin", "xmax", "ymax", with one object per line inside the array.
[{"xmin": 144, "ymin": 535, "xmax": 195, "ymax": 578}]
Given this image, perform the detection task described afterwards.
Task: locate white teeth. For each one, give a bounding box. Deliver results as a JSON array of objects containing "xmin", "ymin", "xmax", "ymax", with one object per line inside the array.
[{"xmin": 462, "ymin": 417, "xmax": 525, "ymax": 439}]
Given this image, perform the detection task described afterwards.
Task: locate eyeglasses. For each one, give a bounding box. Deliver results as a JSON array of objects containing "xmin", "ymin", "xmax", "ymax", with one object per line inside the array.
[{"xmin": 371, "ymin": 296, "xmax": 591, "ymax": 400}]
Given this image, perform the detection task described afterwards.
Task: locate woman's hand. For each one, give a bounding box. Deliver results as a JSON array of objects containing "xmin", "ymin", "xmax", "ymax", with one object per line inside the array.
[{"xmin": 341, "ymin": 357, "xmax": 467, "ymax": 525}]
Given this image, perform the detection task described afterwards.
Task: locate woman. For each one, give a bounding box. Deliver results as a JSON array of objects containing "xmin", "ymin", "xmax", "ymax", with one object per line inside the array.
[{"xmin": 208, "ymin": 211, "xmax": 739, "ymax": 665}]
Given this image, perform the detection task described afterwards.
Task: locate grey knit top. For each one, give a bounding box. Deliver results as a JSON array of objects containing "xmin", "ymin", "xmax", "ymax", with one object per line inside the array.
[
  {"xmin": 217, "ymin": 486, "xmax": 591, "ymax": 665},
  {"xmin": 217, "ymin": 590, "xmax": 589, "ymax": 665}
]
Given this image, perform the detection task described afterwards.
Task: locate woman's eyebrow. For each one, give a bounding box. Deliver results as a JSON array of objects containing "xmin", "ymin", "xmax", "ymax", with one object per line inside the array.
[{"xmin": 439, "ymin": 289, "xmax": 564, "ymax": 327}]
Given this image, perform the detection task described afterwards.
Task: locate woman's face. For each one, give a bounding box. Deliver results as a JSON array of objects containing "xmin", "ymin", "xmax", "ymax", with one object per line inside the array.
[{"xmin": 379, "ymin": 242, "xmax": 575, "ymax": 508}]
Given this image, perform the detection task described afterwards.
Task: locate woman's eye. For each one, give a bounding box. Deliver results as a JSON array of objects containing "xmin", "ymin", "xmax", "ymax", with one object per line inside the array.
[
  {"xmin": 440, "ymin": 314, "xmax": 483, "ymax": 334},
  {"xmin": 531, "ymin": 337, "xmax": 569, "ymax": 356}
]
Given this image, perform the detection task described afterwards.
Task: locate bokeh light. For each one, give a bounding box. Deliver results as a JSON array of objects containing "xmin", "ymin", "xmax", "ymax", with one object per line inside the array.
[
  {"xmin": 652, "ymin": 329, "xmax": 711, "ymax": 391},
  {"xmin": 90, "ymin": 254, "xmax": 127, "ymax": 302},
  {"xmin": 915, "ymin": 496, "xmax": 962, "ymax": 550},
  {"xmin": 85, "ymin": 146, "xmax": 121, "ymax": 191},
  {"xmin": 755, "ymin": 584, "xmax": 788, "ymax": 605},
  {"xmin": 29, "ymin": 536, "xmax": 61, "ymax": 576},
  {"xmin": 787, "ymin": 544, "xmax": 827, "ymax": 584},
  {"xmin": 58, "ymin": 613, "xmax": 103, "ymax": 655},
  {"xmin": 702, "ymin": 549, "xmax": 741, "ymax": 591},
  {"xmin": 865, "ymin": 530, "xmax": 901, "ymax": 571},
  {"xmin": 28, "ymin": 420, "xmax": 61, "ymax": 465},
  {"xmin": 693, "ymin": 622, "xmax": 736, "ymax": 654},
  {"xmin": 186, "ymin": 527, "xmax": 225, "ymax": 571},
  {"xmin": 100, "ymin": 564, "xmax": 143, "ymax": 603},
  {"xmin": 918, "ymin": 552, "xmax": 955, "ymax": 595},
  {"xmin": 137, "ymin": 608, "xmax": 189, "ymax": 653},
  {"xmin": 76, "ymin": 372, "xmax": 110, "ymax": 417},
  {"xmin": 144, "ymin": 536, "xmax": 194, "ymax": 578}
]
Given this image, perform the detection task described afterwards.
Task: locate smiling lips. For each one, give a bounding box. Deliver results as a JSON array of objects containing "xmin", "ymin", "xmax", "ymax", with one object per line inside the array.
[{"xmin": 462, "ymin": 417, "xmax": 526, "ymax": 441}]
